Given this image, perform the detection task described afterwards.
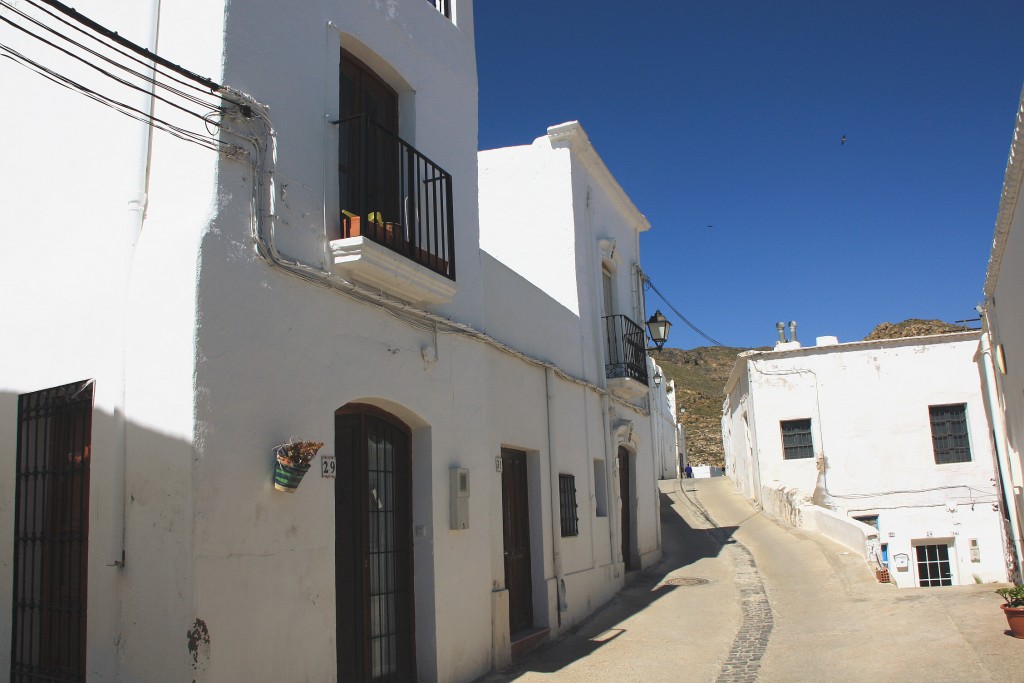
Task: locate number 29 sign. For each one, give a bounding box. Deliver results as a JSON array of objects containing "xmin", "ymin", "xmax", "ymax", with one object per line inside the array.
[{"xmin": 321, "ymin": 455, "xmax": 337, "ymax": 478}]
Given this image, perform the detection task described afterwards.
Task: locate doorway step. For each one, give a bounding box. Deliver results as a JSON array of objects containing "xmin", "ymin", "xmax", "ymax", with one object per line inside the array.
[{"xmin": 510, "ymin": 627, "xmax": 550, "ymax": 659}]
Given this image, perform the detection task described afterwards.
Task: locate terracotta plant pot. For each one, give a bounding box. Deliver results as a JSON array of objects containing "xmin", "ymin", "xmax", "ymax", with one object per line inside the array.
[{"xmin": 1002, "ymin": 605, "xmax": 1024, "ymax": 638}]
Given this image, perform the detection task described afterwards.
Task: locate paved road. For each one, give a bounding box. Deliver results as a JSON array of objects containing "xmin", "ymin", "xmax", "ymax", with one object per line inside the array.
[{"xmin": 479, "ymin": 477, "xmax": 1021, "ymax": 682}]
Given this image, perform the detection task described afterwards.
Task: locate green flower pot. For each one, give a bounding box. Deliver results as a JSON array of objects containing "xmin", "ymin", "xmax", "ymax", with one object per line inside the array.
[{"xmin": 274, "ymin": 459, "xmax": 311, "ymax": 492}]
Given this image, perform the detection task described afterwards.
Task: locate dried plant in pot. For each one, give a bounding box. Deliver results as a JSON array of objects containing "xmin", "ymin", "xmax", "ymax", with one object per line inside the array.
[
  {"xmin": 273, "ymin": 440, "xmax": 323, "ymax": 492},
  {"xmin": 995, "ymin": 585, "xmax": 1024, "ymax": 638}
]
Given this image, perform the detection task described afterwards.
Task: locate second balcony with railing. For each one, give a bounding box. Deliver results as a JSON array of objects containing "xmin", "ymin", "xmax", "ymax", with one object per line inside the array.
[
  {"xmin": 329, "ymin": 114, "xmax": 457, "ymax": 305},
  {"xmin": 603, "ymin": 314, "xmax": 650, "ymax": 400}
]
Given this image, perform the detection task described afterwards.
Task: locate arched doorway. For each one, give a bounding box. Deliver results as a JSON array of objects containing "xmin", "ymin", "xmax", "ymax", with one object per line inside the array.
[{"xmin": 336, "ymin": 404, "xmax": 416, "ymax": 681}]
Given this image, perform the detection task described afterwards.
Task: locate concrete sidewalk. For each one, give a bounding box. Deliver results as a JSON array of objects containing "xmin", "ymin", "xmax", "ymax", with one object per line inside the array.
[{"xmin": 479, "ymin": 477, "xmax": 1021, "ymax": 682}]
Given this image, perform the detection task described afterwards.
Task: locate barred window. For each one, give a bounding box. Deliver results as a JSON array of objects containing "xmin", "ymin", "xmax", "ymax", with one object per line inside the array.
[
  {"xmin": 558, "ymin": 474, "xmax": 579, "ymax": 537},
  {"xmin": 929, "ymin": 403, "xmax": 972, "ymax": 464},
  {"xmin": 780, "ymin": 418, "xmax": 813, "ymax": 460}
]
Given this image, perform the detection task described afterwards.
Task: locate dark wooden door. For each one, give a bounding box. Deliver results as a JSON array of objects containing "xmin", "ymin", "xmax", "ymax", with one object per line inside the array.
[
  {"xmin": 618, "ymin": 447, "xmax": 634, "ymax": 571},
  {"xmin": 336, "ymin": 406, "xmax": 415, "ymax": 682},
  {"xmin": 501, "ymin": 449, "xmax": 533, "ymax": 635}
]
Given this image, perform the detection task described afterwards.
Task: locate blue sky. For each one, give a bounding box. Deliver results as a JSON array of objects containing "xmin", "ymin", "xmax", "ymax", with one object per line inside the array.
[{"xmin": 475, "ymin": 2, "xmax": 1023, "ymax": 349}]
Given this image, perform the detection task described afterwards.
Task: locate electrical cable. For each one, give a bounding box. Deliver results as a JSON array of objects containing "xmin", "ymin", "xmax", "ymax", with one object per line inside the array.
[
  {"xmin": 19, "ymin": 0, "xmax": 220, "ymax": 99},
  {"xmin": 32, "ymin": 0, "xmax": 222, "ymax": 91},
  {"xmin": 0, "ymin": 14, "xmax": 224, "ymax": 124},
  {"xmin": 0, "ymin": 46, "xmax": 223, "ymax": 152},
  {"xmin": 6, "ymin": 1, "xmax": 222, "ymax": 110},
  {"xmin": 639, "ymin": 269, "xmax": 724, "ymax": 347}
]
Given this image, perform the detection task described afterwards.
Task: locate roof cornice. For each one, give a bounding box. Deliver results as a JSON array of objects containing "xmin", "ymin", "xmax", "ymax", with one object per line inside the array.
[
  {"xmin": 545, "ymin": 121, "xmax": 651, "ymax": 233},
  {"xmin": 984, "ymin": 85, "xmax": 1024, "ymax": 298},
  {"xmin": 723, "ymin": 331, "xmax": 981, "ymax": 396}
]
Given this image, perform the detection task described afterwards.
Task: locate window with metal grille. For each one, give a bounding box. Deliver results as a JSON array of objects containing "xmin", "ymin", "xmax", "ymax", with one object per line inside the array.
[
  {"xmin": 12, "ymin": 380, "xmax": 93, "ymax": 683},
  {"xmin": 780, "ymin": 418, "xmax": 813, "ymax": 459},
  {"xmin": 929, "ymin": 403, "xmax": 972, "ymax": 464},
  {"xmin": 558, "ymin": 474, "xmax": 579, "ymax": 537}
]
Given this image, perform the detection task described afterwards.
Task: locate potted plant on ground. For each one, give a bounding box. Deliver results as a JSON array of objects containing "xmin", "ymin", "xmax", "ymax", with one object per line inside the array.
[
  {"xmin": 273, "ymin": 440, "xmax": 323, "ymax": 492},
  {"xmin": 996, "ymin": 584, "xmax": 1024, "ymax": 638}
]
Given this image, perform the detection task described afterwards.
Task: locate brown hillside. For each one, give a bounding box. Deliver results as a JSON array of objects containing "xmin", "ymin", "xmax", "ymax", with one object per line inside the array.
[
  {"xmin": 864, "ymin": 318, "xmax": 972, "ymax": 340},
  {"xmin": 650, "ymin": 346, "xmax": 749, "ymax": 468}
]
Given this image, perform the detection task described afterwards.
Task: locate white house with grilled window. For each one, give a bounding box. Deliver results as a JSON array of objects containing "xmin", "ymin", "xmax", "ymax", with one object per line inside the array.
[
  {"xmin": 979, "ymin": 85, "xmax": 1024, "ymax": 583},
  {"xmin": 0, "ymin": 1, "xmax": 674, "ymax": 681},
  {"xmin": 722, "ymin": 331, "xmax": 1011, "ymax": 588}
]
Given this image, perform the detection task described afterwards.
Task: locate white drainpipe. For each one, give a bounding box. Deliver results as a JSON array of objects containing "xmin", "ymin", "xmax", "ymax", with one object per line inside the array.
[
  {"xmin": 978, "ymin": 328, "xmax": 1024, "ymax": 580},
  {"xmin": 116, "ymin": 0, "xmax": 162, "ymax": 569},
  {"xmin": 545, "ymin": 367, "xmax": 567, "ymax": 624}
]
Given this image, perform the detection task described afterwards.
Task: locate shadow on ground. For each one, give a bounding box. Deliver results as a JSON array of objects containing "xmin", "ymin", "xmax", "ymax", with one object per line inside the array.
[{"xmin": 477, "ymin": 488, "xmax": 736, "ymax": 680}]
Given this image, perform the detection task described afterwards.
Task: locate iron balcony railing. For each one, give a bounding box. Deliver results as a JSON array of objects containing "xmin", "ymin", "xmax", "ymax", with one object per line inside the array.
[
  {"xmin": 603, "ymin": 314, "xmax": 649, "ymax": 385},
  {"xmin": 337, "ymin": 114, "xmax": 455, "ymax": 280},
  {"xmin": 427, "ymin": 0, "xmax": 451, "ymax": 19}
]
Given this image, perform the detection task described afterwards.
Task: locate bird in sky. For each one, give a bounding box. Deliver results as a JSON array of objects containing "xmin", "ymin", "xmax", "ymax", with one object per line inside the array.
[{"xmin": 841, "ymin": 134, "xmax": 847, "ymax": 145}]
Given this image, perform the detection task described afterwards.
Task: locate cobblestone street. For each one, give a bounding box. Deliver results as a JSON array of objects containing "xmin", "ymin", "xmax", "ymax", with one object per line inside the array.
[{"xmin": 480, "ymin": 477, "xmax": 1021, "ymax": 682}]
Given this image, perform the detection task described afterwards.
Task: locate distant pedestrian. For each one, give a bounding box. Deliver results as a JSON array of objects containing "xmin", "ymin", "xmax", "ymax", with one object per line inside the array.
[{"xmin": 684, "ymin": 464, "xmax": 693, "ymax": 479}]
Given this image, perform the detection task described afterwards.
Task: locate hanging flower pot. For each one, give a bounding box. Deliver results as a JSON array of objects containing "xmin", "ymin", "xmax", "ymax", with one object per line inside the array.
[{"xmin": 272, "ymin": 441, "xmax": 323, "ymax": 493}]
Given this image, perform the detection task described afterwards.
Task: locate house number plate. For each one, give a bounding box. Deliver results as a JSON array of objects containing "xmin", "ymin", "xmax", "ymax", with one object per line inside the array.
[{"xmin": 321, "ymin": 455, "xmax": 336, "ymax": 478}]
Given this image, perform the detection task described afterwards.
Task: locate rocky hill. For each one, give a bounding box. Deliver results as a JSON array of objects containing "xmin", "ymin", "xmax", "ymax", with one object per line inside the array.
[
  {"xmin": 864, "ymin": 318, "xmax": 974, "ymax": 340},
  {"xmin": 653, "ymin": 319, "xmax": 976, "ymax": 469},
  {"xmin": 650, "ymin": 346, "xmax": 750, "ymax": 468}
]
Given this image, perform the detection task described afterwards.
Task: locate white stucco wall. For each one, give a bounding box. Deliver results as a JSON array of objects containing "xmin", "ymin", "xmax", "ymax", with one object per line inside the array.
[
  {"xmin": 1, "ymin": 1, "xmax": 221, "ymax": 678},
  {"xmin": 723, "ymin": 334, "xmax": 1010, "ymax": 587},
  {"xmin": 2, "ymin": 1, "xmax": 672, "ymax": 680},
  {"xmin": 981, "ymin": 86, "xmax": 1024, "ymax": 580}
]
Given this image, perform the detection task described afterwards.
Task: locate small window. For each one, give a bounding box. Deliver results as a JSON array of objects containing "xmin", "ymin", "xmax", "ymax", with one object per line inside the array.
[
  {"xmin": 929, "ymin": 403, "xmax": 972, "ymax": 464},
  {"xmin": 593, "ymin": 460, "xmax": 608, "ymax": 517},
  {"xmin": 854, "ymin": 515, "xmax": 879, "ymax": 531},
  {"xmin": 780, "ymin": 418, "xmax": 813, "ymax": 459},
  {"xmin": 558, "ymin": 474, "xmax": 579, "ymax": 537}
]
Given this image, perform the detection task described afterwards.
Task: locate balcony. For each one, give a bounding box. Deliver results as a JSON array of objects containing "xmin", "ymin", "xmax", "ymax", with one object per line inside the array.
[
  {"xmin": 330, "ymin": 114, "xmax": 456, "ymax": 305},
  {"xmin": 603, "ymin": 314, "xmax": 650, "ymax": 400},
  {"xmin": 428, "ymin": 0, "xmax": 451, "ymax": 19}
]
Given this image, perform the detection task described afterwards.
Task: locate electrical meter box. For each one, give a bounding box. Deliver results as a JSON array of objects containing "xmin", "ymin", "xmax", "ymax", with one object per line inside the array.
[
  {"xmin": 969, "ymin": 538, "xmax": 980, "ymax": 562},
  {"xmin": 449, "ymin": 467, "xmax": 470, "ymax": 530}
]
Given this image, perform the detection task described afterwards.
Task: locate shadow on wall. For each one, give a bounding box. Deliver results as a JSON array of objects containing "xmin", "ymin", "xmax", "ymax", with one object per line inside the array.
[{"xmin": 0, "ymin": 390, "xmax": 209, "ymax": 680}]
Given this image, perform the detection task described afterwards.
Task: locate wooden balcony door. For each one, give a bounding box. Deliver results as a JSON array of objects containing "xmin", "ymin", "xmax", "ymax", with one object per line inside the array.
[{"xmin": 339, "ymin": 49, "xmax": 399, "ymax": 226}]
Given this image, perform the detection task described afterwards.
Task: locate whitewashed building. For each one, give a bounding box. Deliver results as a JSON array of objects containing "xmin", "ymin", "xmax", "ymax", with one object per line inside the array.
[
  {"xmin": 979, "ymin": 85, "xmax": 1024, "ymax": 582},
  {"xmin": 722, "ymin": 331, "xmax": 1011, "ymax": 588},
  {"xmin": 0, "ymin": 2, "xmax": 672, "ymax": 681}
]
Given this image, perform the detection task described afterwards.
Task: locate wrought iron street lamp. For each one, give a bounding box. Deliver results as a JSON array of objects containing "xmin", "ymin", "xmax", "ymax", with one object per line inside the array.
[
  {"xmin": 653, "ymin": 370, "xmax": 663, "ymax": 387},
  {"xmin": 646, "ymin": 310, "xmax": 671, "ymax": 351}
]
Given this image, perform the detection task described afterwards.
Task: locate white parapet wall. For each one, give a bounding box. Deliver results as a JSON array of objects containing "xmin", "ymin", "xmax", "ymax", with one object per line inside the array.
[
  {"xmin": 760, "ymin": 482, "xmax": 878, "ymax": 563},
  {"xmin": 799, "ymin": 503, "xmax": 880, "ymax": 563}
]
